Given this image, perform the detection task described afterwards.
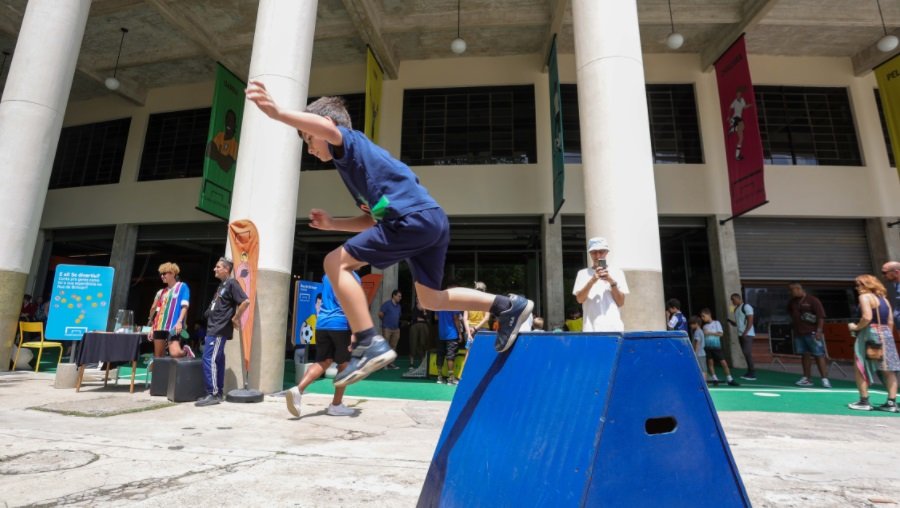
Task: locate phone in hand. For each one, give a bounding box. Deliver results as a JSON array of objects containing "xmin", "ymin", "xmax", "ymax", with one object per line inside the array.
[{"xmin": 594, "ymin": 258, "xmax": 608, "ymax": 270}]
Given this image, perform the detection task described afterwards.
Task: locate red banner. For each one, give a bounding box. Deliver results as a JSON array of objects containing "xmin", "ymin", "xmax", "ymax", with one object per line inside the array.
[
  {"xmin": 228, "ymin": 220, "xmax": 258, "ymax": 372},
  {"xmin": 714, "ymin": 35, "xmax": 767, "ymax": 218}
]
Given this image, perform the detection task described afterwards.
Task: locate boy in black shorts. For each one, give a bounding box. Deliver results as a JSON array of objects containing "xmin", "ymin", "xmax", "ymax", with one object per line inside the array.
[
  {"xmin": 246, "ymin": 81, "xmax": 534, "ymax": 387},
  {"xmin": 286, "ymin": 273, "xmax": 357, "ymax": 417}
]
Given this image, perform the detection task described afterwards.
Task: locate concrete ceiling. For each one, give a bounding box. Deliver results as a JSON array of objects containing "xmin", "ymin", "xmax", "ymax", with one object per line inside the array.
[{"xmin": 0, "ymin": 0, "xmax": 898, "ymax": 105}]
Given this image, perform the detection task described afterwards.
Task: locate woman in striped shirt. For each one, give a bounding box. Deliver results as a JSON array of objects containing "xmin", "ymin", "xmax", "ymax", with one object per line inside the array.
[{"xmin": 147, "ymin": 262, "xmax": 193, "ymax": 359}]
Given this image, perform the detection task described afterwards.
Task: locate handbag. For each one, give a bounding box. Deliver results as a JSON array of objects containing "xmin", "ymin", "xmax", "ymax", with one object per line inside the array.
[{"xmin": 864, "ymin": 297, "xmax": 885, "ymax": 362}]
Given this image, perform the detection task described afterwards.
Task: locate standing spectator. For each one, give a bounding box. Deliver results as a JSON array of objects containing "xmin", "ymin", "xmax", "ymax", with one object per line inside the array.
[
  {"xmin": 435, "ymin": 283, "xmax": 463, "ymax": 385},
  {"xmin": 847, "ymin": 274, "xmax": 899, "ymax": 412},
  {"xmin": 33, "ymin": 296, "xmax": 49, "ymax": 322},
  {"xmin": 196, "ymin": 258, "xmax": 249, "ymax": 407},
  {"xmin": 463, "ymin": 281, "xmax": 491, "ymax": 346},
  {"xmin": 146, "ymin": 262, "xmax": 193, "ymax": 360},
  {"xmin": 407, "ymin": 297, "xmax": 431, "ymax": 372},
  {"xmin": 285, "ymin": 272, "xmax": 359, "ymax": 416},
  {"xmin": 700, "ymin": 308, "xmax": 738, "ymax": 386},
  {"xmin": 20, "ymin": 294, "xmax": 37, "ymax": 321},
  {"xmin": 564, "ymin": 309, "xmax": 583, "ymax": 332},
  {"xmin": 689, "ymin": 316, "xmax": 707, "ymax": 381},
  {"xmin": 378, "ymin": 289, "xmax": 402, "ymax": 370},
  {"xmin": 786, "ymin": 282, "xmax": 830, "ymax": 388},
  {"xmin": 730, "ymin": 293, "xmax": 757, "ymax": 381},
  {"xmin": 572, "ymin": 237, "xmax": 629, "ymax": 332},
  {"xmin": 880, "ymin": 261, "xmax": 900, "ymax": 331},
  {"xmin": 665, "ymin": 298, "xmax": 688, "ymax": 334}
]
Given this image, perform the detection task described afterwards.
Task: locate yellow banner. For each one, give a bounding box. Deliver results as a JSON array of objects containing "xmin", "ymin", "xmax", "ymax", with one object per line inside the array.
[
  {"xmin": 365, "ymin": 47, "xmax": 384, "ymax": 143},
  {"xmin": 876, "ymin": 54, "xmax": 900, "ymax": 178}
]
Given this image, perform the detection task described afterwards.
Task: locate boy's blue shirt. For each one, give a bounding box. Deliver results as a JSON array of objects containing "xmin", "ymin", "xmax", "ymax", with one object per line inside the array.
[{"xmin": 329, "ymin": 126, "xmax": 440, "ymax": 221}]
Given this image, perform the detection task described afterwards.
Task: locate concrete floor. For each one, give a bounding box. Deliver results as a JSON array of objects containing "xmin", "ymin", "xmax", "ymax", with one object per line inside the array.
[{"xmin": 0, "ymin": 370, "xmax": 898, "ymax": 507}]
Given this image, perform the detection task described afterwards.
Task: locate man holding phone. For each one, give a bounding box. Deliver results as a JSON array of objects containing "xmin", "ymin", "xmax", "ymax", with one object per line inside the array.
[{"xmin": 572, "ymin": 237, "xmax": 629, "ymax": 332}]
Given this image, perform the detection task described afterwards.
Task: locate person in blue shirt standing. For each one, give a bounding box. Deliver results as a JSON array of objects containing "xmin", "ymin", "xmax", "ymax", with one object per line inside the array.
[
  {"xmin": 378, "ymin": 289, "xmax": 402, "ymax": 370},
  {"xmin": 286, "ymin": 273, "xmax": 360, "ymax": 418},
  {"xmin": 435, "ymin": 282, "xmax": 464, "ymax": 385},
  {"xmin": 665, "ymin": 298, "xmax": 688, "ymax": 334},
  {"xmin": 246, "ymin": 82, "xmax": 534, "ymax": 388}
]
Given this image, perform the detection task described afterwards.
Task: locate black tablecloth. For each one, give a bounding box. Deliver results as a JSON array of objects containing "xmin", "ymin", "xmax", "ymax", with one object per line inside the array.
[{"xmin": 77, "ymin": 332, "xmax": 142, "ymax": 365}]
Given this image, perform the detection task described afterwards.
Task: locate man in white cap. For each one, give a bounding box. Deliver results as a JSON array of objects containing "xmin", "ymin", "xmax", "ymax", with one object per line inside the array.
[{"xmin": 572, "ymin": 237, "xmax": 629, "ymax": 332}]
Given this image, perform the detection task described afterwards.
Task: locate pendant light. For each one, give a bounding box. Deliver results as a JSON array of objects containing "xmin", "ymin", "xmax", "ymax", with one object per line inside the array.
[
  {"xmin": 105, "ymin": 27, "xmax": 129, "ymax": 91},
  {"xmin": 876, "ymin": 0, "xmax": 899, "ymax": 52},
  {"xmin": 665, "ymin": 0, "xmax": 684, "ymax": 50},
  {"xmin": 450, "ymin": 0, "xmax": 466, "ymax": 54}
]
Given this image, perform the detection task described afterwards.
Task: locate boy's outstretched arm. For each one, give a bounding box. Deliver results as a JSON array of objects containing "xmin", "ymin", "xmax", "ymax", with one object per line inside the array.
[
  {"xmin": 309, "ymin": 208, "xmax": 375, "ymax": 233},
  {"xmin": 246, "ymin": 80, "xmax": 342, "ymax": 145}
]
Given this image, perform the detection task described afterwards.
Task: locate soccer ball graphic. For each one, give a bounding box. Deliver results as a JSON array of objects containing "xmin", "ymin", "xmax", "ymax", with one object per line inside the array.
[{"xmin": 300, "ymin": 317, "xmax": 316, "ymax": 344}]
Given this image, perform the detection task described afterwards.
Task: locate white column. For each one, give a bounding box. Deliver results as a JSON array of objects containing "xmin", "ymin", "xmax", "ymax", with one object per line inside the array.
[
  {"xmin": 0, "ymin": 0, "xmax": 90, "ymax": 370},
  {"xmin": 224, "ymin": 0, "xmax": 317, "ymax": 393},
  {"xmin": 571, "ymin": 0, "xmax": 665, "ymax": 331}
]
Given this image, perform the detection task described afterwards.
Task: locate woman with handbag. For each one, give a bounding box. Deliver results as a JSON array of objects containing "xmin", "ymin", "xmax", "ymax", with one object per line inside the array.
[{"xmin": 847, "ymin": 274, "xmax": 899, "ymax": 412}]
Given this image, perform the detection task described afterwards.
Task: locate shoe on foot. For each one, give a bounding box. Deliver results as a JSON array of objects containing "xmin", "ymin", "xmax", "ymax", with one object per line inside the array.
[
  {"xmin": 386, "ymin": 364, "xmax": 400, "ymax": 370},
  {"xmin": 326, "ymin": 403, "xmax": 355, "ymax": 416},
  {"xmin": 740, "ymin": 374, "xmax": 757, "ymax": 381},
  {"xmin": 333, "ymin": 336, "xmax": 397, "ymax": 388},
  {"xmin": 727, "ymin": 379, "xmax": 740, "ymax": 386},
  {"xmin": 447, "ymin": 377, "xmax": 458, "ymax": 386},
  {"xmin": 436, "ymin": 376, "xmax": 446, "ymax": 384},
  {"xmin": 285, "ymin": 386, "xmax": 302, "ymax": 417},
  {"xmin": 494, "ymin": 294, "xmax": 534, "ymax": 353},
  {"xmin": 795, "ymin": 377, "xmax": 813, "ymax": 387},
  {"xmin": 822, "ymin": 378, "xmax": 832, "ymax": 389},
  {"xmin": 848, "ymin": 400, "xmax": 872, "ymax": 411},
  {"xmin": 194, "ymin": 394, "xmax": 220, "ymax": 407},
  {"xmin": 876, "ymin": 401, "xmax": 899, "ymax": 413},
  {"xmin": 183, "ymin": 345, "xmax": 195, "ymax": 359}
]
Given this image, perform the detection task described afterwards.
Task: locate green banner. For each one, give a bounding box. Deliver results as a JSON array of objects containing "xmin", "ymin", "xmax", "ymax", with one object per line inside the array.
[
  {"xmin": 876, "ymin": 54, "xmax": 900, "ymax": 178},
  {"xmin": 198, "ymin": 63, "xmax": 246, "ymax": 220},
  {"xmin": 548, "ymin": 35, "xmax": 565, "ymax": 222}
]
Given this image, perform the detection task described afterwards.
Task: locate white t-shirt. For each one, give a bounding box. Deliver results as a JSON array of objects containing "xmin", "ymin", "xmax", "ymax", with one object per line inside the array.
[
  {"xmin": 734, "ymin": 303, "xmax": 755, "ymax": 337},
  {"xmin": 572, "ymin": 266, "xmax": 630, "ymax": 332},
  {"xmin": 730, "ymin": 97, "xmax": 747, "ymax": 118}
]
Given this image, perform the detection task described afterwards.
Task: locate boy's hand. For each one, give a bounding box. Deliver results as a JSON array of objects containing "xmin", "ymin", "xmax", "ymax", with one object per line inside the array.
[
  {"xmin": 246, "ymin": 80, "xmax": 280, "ymax": 119},
  {"xmin": 309, "ymin": 209, "xmax": 333, "ymax": 230}
]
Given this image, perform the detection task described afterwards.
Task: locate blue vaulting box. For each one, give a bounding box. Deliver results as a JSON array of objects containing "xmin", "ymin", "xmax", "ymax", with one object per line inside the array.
[{"xmin": 418, "ymin": 331, "xmax": 750, "ymax": 508}]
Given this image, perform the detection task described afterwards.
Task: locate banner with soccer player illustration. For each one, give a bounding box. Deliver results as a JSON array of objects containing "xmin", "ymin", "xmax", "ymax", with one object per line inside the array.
[
  {"xmin": 199, "ymin": 63, "xmax": 246, "ymax": 220},
  {"xmin": 715, "ymin": 35, "xmax": 767, "ymax": 219}
]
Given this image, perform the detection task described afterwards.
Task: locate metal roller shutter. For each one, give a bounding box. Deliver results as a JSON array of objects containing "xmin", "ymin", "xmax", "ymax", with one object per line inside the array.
[{"xmin": 734, "ymin": 218, "xmax": 870, "ymax": 281}]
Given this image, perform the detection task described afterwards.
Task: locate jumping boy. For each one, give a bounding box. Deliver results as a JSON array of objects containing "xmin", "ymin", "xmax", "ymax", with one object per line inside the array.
[{"xmin": 245, "ymin": 81, "xmax": 534, "ymax": 388}]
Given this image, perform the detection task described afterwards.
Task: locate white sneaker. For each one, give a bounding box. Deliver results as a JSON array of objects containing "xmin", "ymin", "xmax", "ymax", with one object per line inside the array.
[
  {"xmin": 285, "ymin": 386, "xmax": 302, "ymax": 417},
  {"xmin": 326, "ymin": 403, "xmax": 355, "ymax": 416},
  {"xmin": 821, "ymin": 378, "xmax": 832, "ymax": 388},
  {"xmin": 795, "ymin": 377, "xmax": 813, "ymax": 387},
  {"xmin": 436, "ymin": 376, "xmax": 446, "ymax": 384}
]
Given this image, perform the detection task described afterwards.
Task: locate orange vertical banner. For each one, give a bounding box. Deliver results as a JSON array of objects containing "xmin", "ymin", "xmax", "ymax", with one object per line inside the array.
[{"xmin": 228, "ymin": 220, "xmax": 259, "ymax": 371}]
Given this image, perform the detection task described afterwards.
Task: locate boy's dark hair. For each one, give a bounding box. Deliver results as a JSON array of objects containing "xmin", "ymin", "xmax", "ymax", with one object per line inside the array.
[
  {"xmin": 391, "ymin": 289, "xmax": 401, "ymax": 297},
  {"xmin": 305, "ymin": 96, "xmax": 352, "ymax": 129},
  {"xmin": 730, "ymin": 292, "xmax": 741, "ymax": 300},
  {"xmin": 665, "ymin": 298, "xmax": 681, "ymax": 310},
  {"xmin": 689, "ymin": 316, "xmax": 702, "ymax": 327},
  {"xmin": 700, "ymin": 307, "xmax": 712, "ymax": 316}
]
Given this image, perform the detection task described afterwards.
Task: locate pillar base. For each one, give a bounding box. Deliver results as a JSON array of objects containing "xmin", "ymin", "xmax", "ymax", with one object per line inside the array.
[
  {"xmin": 619, "ymin": 269, "xmax": 665, "ymax": 331},
  {"xmin": 0, "ymin": 270, "xmax": 28, "ymax": 371}
]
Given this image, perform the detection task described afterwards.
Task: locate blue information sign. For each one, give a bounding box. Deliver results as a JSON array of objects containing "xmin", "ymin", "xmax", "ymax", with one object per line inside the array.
[
  {"xmin": 46, "ymin": 264, "xmax": 115, "ymax": 340},
  {"xmin": 292, "ymin": 280, "xmax": 322, "ymax": 346}
]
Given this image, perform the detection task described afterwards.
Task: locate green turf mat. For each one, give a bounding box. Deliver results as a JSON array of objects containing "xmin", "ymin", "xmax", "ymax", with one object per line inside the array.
[{"xmin": 284, "ymin": 357, "xmax": 457, "ymax": 402}]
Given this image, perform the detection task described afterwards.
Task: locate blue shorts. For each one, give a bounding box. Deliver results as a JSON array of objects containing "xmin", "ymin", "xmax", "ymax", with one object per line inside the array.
[
  {"xmin": 793, "ymin": 334, "xmax": 825, "ymax": 357},
  {"xmin": 344, "ymin": 207, "xmax": 449, "ymax": 290}
]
